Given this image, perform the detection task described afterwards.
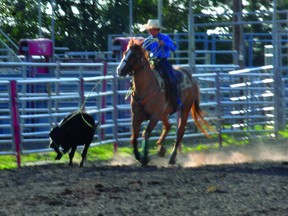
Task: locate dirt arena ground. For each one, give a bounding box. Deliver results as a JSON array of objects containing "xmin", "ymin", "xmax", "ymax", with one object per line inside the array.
[{"xmin": 1, "ymin": 142, "xmax": 288, "ymax": 216}]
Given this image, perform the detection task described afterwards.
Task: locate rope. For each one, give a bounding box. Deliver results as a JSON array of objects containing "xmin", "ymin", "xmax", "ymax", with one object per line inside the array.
[
  {"xmin": 79, "ymin": 110, "xmax": 96, "ymax": 129},
  {"xmin": 125, "ymin": 86, "xmax": 133, "ymax": 100},
  {"xmin": 142, "ymin": 38, "xmax": 159, "ymax": 49},
  {"xmin": 142, "ymin": 38, "xmax": 163, "ymax": 60},
  {"xmin": 56, "ymin": 78, "xmax": 104, "ymax": 129},
  {"xmin": 80, "ymin": 79, "xmax": 101, "ymax": 111},
  {"xmin": 51, "ymin": 79, "xmax": 101, "ymax": 151},
  {"xmin": 79, "ymin": 78, "xmax": 103, "ymax": 129}
]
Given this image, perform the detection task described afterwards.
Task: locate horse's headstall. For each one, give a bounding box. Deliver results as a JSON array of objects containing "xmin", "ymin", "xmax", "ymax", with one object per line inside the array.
[{"xmin": 128, "ymin": 70, "xmax": 135, "ymax": 76}]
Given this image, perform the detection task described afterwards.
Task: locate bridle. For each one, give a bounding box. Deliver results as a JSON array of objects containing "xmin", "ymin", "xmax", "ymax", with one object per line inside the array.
[
  {"xmin": 122, "ymin": 59, "xmax": 136, "ymax": 76},
  {"xmin": 122, "ymin": 47, "xmax": 148, "ymax": 76}
]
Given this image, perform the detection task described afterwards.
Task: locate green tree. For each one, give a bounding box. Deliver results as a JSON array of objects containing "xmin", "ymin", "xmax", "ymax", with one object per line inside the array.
[
  {"xmin": 0, "ymin": 0, "xmax": 277, "ymax": 54},
  {"xmin": 0, "ymin": 0, "xmax": 44, "ymax": 46}
]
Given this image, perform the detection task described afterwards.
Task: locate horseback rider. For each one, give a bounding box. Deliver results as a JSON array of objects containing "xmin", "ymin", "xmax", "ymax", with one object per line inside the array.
[{"xmin": 141, "ymin": 19, "xmax": 182, "ymax": 109}]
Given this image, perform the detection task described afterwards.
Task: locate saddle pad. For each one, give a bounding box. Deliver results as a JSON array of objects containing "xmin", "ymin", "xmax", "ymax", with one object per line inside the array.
[
  {"xmin": 152, "ymin": 69, "xmax": 192, "ymax": 92},
  {"xmin": 152, "ymin": 69, "xmax": 166, "ymax": 92},
  {"xmin": 177, "ymin": 71, "xmax": 193, "ymax": 90}
]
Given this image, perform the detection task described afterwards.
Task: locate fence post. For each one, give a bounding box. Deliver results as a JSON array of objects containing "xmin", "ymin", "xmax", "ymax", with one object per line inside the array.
[
  {"xmin": 272, "ymin": 6, "xmax": 285, "ymax": 132},
  {"xmin": 80, "ymin": 77, "xmax": 85, "ymax": 111},
  {"xmin": 112, "ymin": 66, "xmax": 118, "ymax": 153},
  {"xmin": 215, "ymin": 71, "xmax": 222, "ymax": 147},
  {"xmin": 101, "ymin": 62, "xmax": 108, "ymax": 140},
  {"xmin": 10, "ymin": 80, "xmax": 21, "ymax": 168}
]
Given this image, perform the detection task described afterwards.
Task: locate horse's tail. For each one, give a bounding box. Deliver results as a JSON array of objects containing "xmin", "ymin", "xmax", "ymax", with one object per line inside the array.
[
  {"xmin": 190, "ymin": 81, "xmax": 216, "ymax": 138},
  {"xmin": 177, "ymin": 67, "xmax": 216, "ymax": 137}
]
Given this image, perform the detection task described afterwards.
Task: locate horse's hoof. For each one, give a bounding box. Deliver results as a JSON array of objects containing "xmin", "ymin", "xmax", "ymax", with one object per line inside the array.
[
  {"xmin": 134, "ymin": 151, "xmax": 141, "ymax": 161},
  {"xmin": 168, "ymin": 157, "xmax": 176, "ymax": 165},
  {"xmin": 133, "ymin": 149, "xmax": 141, "ymax": 161},
  {"xmin": 141, "ymin": 157, "xmax": 149, "ymax": 166},
  {"xmin": 158, "ymin": 146, "xmax": 166, "ymax": 157}
]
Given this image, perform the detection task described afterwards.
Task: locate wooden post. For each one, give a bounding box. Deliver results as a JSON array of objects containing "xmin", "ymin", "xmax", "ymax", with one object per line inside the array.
[
  {"xmin": 10, "ymin": 80, "xmax": 21, "ymax": 168},
  {"xmin": 233, "ymin": 0, "xmax": 244, "ymax": 68}
]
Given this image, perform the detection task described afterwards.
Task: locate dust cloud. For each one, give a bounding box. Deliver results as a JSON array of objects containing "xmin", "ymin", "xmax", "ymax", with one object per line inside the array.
[
  {"xmin": 179, "ymin": 142, "xmax": 288, "ymax": 167},
  {"xmin": 108, "ymin": 153, "xmax": 138, "ymax": 166},
  {"xmin": 108, "ymin": 142, "xmax": 288, "ymax": 168}
]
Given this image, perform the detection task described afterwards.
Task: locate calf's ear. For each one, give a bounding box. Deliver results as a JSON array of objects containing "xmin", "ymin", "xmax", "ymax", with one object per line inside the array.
[
  {"xmin": 50, "ymin": 126, "xmax": 58, "ymax": 136},
  {"xmin": 49, "ymin": 126, "xmax": 64, "ymax": 143}
]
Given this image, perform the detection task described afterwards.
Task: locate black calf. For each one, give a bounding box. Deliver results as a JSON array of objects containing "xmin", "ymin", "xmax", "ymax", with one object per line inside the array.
[{"xmin": 49, "ymin": 111, "xmax": 98, "ymax": 167}]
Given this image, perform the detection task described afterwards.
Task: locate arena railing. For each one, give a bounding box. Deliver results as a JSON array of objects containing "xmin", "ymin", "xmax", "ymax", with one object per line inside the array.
[
  {"xmin": 0, "ymin": 62, "xmax": 282, "ymax": 167},
  {"xmin": 114, "ymin": 64, "xmax": 278, "ymax": 147},
  {"xmin": 0, "ymin": 62, "xmax": 117, "ymax": 167}
]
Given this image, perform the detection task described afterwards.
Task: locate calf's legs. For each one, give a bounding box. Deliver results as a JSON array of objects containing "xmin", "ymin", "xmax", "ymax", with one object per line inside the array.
[
  {"xmin": 68, "ymin": 146, "xmax": 77, "ymax": 166},
  {"xmin": 80, "ymin": 144, "xmax": 90, "ymax": 167}
]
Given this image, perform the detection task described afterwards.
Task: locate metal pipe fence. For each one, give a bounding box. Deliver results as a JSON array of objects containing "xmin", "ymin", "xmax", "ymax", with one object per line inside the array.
[{"xmin": 0, "ymin": 62, "xmax": 285, "ymax": 167}]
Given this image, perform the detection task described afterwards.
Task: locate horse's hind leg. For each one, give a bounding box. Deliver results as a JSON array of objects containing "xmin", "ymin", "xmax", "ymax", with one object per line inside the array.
[
  {"xmin": 156, "ymin": 116, "xmax": 171, "ymax": 157},
  {"xmin": 169, "ymin": 111, "xmax": 190, "ymax": 164}
]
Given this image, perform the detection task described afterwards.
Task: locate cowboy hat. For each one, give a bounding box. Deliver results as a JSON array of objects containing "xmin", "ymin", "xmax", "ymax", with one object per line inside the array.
[{"xmin": 140, "ymin": 19, "xmax": 166, "ymax": 32}]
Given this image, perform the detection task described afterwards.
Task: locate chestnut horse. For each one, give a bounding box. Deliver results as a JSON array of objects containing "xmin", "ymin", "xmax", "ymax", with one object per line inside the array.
[{"xmin": 117, "ymin": 38, "xmax": 213, "ymax": 165}]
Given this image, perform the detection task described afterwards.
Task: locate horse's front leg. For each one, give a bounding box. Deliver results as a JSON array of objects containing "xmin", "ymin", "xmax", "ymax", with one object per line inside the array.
[
  {"xmin": 132, "ymin": 137, "xmax": 141, "ymax": 162},
  {"xmin": 142, "ymin": 118, "xmax": 159, "ymax": 166},
  {"xmin": 131, "ymin": 117, "xmax": 142, "ymax": 162},
  {"xmin": 156, "ymin": 116, "xmax": 171, "ymax": 157}
]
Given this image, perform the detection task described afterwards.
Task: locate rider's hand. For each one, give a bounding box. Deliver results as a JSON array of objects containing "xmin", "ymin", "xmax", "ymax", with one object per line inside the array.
[{"xmin": 158, "ymin": 40, "xmax": 164, "ymax": 46}]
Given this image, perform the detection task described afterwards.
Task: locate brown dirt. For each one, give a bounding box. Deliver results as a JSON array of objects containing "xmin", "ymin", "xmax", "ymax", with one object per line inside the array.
[{"xmin": 1, "ymin": 142, "xmax": 288, "ymax": 216}]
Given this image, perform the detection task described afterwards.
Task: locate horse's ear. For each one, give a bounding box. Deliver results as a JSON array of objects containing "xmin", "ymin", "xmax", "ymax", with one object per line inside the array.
[{"xmin": 127, "ymin": 38, "xmax": 134, "ymax": 50}]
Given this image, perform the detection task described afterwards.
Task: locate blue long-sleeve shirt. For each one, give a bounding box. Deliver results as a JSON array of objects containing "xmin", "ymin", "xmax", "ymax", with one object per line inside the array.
[{"xmin": 143, "ymin": 33, "xmax": 176, "ymax": 59}]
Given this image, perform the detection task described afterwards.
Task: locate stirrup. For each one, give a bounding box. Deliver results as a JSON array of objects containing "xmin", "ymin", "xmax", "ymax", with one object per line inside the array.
[{"xmin": 177, "ymin": 99, "xmax": 182, "ymax": 109}]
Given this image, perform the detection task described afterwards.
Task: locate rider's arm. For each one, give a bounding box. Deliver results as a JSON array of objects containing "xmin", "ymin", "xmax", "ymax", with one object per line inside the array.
[{"xmin": 158, "ymin": 34, "xmax": 176, "ymax": 52}]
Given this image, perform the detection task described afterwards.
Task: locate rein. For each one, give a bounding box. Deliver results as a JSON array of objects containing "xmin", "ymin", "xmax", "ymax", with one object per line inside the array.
[
  {"xmin": 130, "ymin": 61, "xmax": 160, "ymax": 107},
  {"xmin": 123, "ymin": 59, "xmax": 148, "ymax": 76},
  {"xmin": 123, "ymin": 42, "xmax": 160, "ymax": 108},
  {"xmin": 124, "ymin": 59, "xmax": 149, "ymax": 100}
]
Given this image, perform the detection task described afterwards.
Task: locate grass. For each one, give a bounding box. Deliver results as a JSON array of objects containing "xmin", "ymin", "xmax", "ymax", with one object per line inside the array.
[
  {"xmin": 0, "ymin": 144, "xmax": 117, "ymax": 170},
  {"xmin": 279, "ymin": 129, "xmax": 288, "ymax": 138},
  {"xmin": 0, "ymin": 155, "xmax": 18, "ymax": 170},
  {"xmin": 0, "ymin": 130, "xmax": 287, "ymax": 170},
  {"xmin": 0, "ymin": 141, "xmax": 208, "ymax": 170}
]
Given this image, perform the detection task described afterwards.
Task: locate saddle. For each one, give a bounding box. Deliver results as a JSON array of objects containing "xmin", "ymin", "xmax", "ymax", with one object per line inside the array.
[{"xmin": 152, "ymin": 67, "xmax": 192, "ymax": 113}]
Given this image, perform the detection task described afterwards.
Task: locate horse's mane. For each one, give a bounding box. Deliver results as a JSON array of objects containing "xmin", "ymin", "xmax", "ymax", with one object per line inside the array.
[
  {"xmin": 128, "ymin": 37, "xmax": 143, "ymax": 47},
  {"xmin": 127, "ymin": 37, "xmax": 149, "ymax": 59}
]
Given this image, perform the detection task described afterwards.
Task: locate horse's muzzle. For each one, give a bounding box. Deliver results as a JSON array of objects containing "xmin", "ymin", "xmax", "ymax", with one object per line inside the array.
[
  {"xmin": 117, "ymin": 62, "xmax": 128, "ymax": 77},
  {"xmin": 116, "ymin": 65, "xmax": 123, "ymax": 76}
]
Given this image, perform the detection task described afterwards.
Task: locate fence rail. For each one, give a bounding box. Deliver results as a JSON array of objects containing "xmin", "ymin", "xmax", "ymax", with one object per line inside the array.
[{"xmin": 0, "ymin": 62, "xmax": 285, "ymax": 167}]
